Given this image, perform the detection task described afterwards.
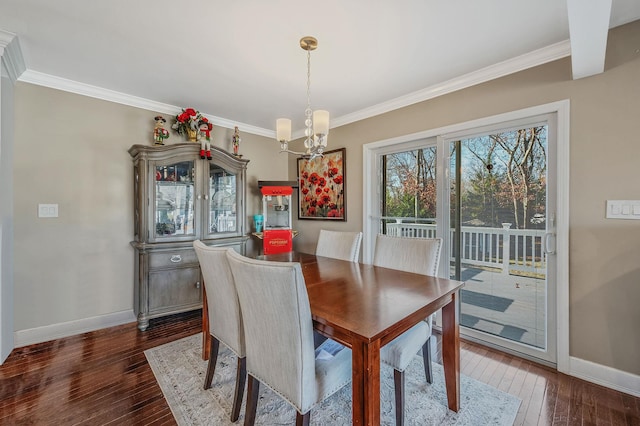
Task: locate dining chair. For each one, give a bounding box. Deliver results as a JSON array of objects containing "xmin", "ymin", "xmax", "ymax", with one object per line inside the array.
[
  {"xmin": 193, "ymin": 240, "xmax": 246, "ymax": 422},
  {"xmin": 226, "ymin": 249, "xmax": 352, "ymax": 426},
  {"xmin": 315, "ymin": 229, "xmax": 363, "ymax": 262},
  {"xmin": 373, "ymin": 234, "xmax": 443, "ymax": 426}
]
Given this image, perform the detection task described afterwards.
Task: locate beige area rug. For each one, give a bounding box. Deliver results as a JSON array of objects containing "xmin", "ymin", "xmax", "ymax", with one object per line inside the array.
[{"xmin": 145, "ymin": 333, "xmax": 520, "ymax": 425}]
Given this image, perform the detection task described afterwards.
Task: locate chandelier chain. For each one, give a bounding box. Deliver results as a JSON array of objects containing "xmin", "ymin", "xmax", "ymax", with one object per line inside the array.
[{"xmin": 305, "ymin": 48, "xmax": 313, "ymax": 148}]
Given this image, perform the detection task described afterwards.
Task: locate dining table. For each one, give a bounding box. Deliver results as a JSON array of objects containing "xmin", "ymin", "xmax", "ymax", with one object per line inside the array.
[{"xmin": 201, "ymin": 251, "xmax": 465, "ymax": 425}]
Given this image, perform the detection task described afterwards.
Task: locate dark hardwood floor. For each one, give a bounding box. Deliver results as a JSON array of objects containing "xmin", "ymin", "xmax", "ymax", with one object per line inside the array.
[{"xmin": 1, "ymin": 311, "xmax": 638, "ymax": 425}]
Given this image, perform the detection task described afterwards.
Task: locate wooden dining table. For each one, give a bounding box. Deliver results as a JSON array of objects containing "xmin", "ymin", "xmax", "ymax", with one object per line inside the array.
[{"xmin": 201, "ymin": 251, "xmax": 464, "ymax": 425}]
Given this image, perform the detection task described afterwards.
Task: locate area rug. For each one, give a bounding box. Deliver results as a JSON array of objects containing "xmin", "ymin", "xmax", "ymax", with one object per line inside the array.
[{"xmin": 145, "ymin": 333, "xmax": 520, "ymax": 425}]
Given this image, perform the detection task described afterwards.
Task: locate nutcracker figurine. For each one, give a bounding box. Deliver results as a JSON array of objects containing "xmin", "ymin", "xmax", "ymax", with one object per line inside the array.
[
  {"xmin": 232, "ymin": 126, "xmax": 241, "ymax": 156},
  {"xmin": 153, "ymin": 116, "xmax": 170, "ymax": 145}
]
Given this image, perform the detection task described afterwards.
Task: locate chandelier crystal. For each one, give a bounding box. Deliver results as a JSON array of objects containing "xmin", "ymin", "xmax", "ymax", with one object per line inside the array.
[{"xmin": 276, "ymin": 36, "xmax": 329, "ymax": 160}]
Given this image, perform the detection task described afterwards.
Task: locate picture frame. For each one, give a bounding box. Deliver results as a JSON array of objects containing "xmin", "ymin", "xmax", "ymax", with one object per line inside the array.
[{"xmin": 297, "ymin": 148, "xmax": 346, "ymax": 220}]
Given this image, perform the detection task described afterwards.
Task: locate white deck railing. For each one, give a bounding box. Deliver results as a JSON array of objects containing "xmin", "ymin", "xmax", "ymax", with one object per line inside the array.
[{"xmin": 386, "ymin": 222, "xmax": 545, "ymax": 275}]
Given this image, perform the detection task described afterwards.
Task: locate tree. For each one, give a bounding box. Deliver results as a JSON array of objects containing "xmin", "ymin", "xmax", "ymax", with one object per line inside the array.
[
  {"xmin": 491, "ymin": 127, "xmax": 546, "ymax": 228},
  {"xmin": 383, "ymin": 126, "xmax": 546, "ymax": 230},
  {"xmin": 384, "ymin": 148, "xmax": 437, "ymax": 219},
  {"xmin": 459, "ymin": 126, "xmax": 547, "ymax": 229}
]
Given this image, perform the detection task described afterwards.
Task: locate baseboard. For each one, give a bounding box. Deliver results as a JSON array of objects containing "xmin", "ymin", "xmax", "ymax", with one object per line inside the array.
[
  {"xmin": 570, "ymin": 356, "xmax": 640, "ymax": 398},
  {"xmin": 14, "ymin": 310, "xmax": 136, "ymax": 348}
]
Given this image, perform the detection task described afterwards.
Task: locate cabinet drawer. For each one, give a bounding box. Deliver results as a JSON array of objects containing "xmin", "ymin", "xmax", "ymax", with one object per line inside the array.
[
  {"xmin": 148, "ymin": 267, "xmax": 202, "ymax": 311},
  {"xmin": 149, "ymin": 249, "xmax": 199, "ymax": 269}
]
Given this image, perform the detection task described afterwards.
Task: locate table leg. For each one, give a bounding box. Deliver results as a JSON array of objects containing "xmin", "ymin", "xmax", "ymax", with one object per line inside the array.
[
  {"xmin": 351, "ymin": 339, "xmax": 381, "ymax": 425},
  {"xmin": 441, "ymin": 291, "xmax": 460, "ymax": 411},
  {"xmin": 202, "ymin": 284, "xmax": 210, "ymax": 361}
]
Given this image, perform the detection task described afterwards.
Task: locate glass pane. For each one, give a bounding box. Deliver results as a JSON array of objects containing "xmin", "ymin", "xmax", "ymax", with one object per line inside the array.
[
  {"xmin": 263, "ymin": 193, "xmax": 291, "ymax": 229},
  {"xmin": 209, "ymin": 165, "xmax": 237, "ymax": 233},
  {"xmin": 155, "ymin": 161, "xmax": 195, "ymax": 237},
  {"xmin": 381, "ymin": 147, "xmax": 437, "ymax": 236},
  {"xmin": 451, "ymin": 126, "xmax": 548, "ymax": 350}
]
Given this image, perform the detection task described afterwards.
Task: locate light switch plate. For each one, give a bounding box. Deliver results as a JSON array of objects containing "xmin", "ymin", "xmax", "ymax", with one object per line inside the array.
[
  {"xmin": 38, "ymin": 204, "xmax": 58, "ymax": 218},
  {"xmin": 606, "ymin": 200, "xmax": 640, "ymax": 219}
]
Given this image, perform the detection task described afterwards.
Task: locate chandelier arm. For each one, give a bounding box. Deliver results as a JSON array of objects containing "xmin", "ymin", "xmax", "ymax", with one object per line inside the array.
[
  {"xmin": 279, "ymin": 148, "xmax": 309, "ymax": 156},
  {"xmin": 279, "ymin": 148, "xmax": 324, "ymax": 160}
]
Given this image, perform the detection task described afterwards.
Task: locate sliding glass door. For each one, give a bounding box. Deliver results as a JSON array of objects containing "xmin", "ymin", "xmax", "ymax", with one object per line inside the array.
[
  {"xmin": 446, "ymin": 117, "xmax": 557, "ymax": 364},
  {"xmin": 371, "ymin": 114, "xmax": 558, "ymax": 365}
]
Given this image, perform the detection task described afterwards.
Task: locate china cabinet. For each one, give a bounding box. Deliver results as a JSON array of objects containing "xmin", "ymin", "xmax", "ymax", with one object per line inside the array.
[{"xmin": 129, "ymin": 143, "xmax": 249, "ymax": 330}]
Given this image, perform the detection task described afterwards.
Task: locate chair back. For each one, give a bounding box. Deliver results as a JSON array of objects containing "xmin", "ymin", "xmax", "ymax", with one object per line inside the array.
[
  {"xmin": 373, "ymin": 235, "xmax": 443, "ymax": 276},
  {"xmin": 226, "ymin": 249, "xmax": 317, "ymax": 411},
  {"xmin": 193, "ymin": 240, "xmax": 245, "ymax": 357},
  {"xmin": 315, "ymin": 229, "xmax": 363, "ymax": 262}
]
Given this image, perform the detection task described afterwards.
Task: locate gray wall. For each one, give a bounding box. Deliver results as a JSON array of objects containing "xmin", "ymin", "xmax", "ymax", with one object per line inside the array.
[
  {"xmin": 12, "ymin": 84, "xmax": 286, "ymax": 331},
  {"xmin": 291, "ymin": 21, "xmax": 640, "ymax": 375}
]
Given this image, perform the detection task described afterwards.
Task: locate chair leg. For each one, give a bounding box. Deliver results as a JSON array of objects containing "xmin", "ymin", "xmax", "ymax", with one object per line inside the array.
[
  {"xmin": 422, "ymin": 337, "xmax": 433, "ymax": 384},
  {"xmin": 231, "ymin": 356, "xmax": 247, "ymax": 422},
  {"xmin": 394, "ymin": 369, "xmax": 405, "ymax": 426},
  {"xmin": 204, "ymin": 336, "xmax": 220, "ymax": 390},
  {"xmin": 296, "ymin": 411, "xmax": 311, "ymax": 426},
  {"xmin": 244, "ymin": 375, "xmax": 260, "ymax": 426}
]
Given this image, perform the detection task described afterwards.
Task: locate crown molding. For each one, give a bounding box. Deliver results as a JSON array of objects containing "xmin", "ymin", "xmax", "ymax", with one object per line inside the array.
[
  {"xmin": 332, "ymin": 39, "xmax": 572, "ymax": 129},
  {"xmin": 0, "ymin": 30, "xmax": 26, "ymax": 83},
  {"xmin": 16, "ymin": 39, "xmax": 570, "ymax": 137},
  {"xmin": 17, "ymin": 69, "xmax": 274, "ymax": 138}
]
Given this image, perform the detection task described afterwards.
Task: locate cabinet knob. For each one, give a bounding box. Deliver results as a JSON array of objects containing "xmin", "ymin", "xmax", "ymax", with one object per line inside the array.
[
  {"xmin": 170, "ymin": 255, "xmax": 182, "ymax": 263},
  {"xmin": 204, "ymin": 194, "xmax": 209, "ymax": 200},
  {"xmin": 195, "ymin": 281, "xmax": 201, "ymax": 289},
  {"xmin": 197, "ymin": 195, "xmax": 202, "ymax": 200}
]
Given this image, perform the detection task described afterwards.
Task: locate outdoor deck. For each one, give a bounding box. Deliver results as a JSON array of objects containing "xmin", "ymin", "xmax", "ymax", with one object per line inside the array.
[
  {"xmin": 458, "ymin": 265, "xmax": 545, "ymax": 349},
  {"xmin": 386, "ymin": 221, "xmax": 548, "ymax": 350}
]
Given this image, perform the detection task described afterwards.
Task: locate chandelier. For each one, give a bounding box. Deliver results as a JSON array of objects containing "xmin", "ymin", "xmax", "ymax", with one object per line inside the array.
[{"xmin": 276, "ymin": 36, "xmax": 330, "ymax": 160}]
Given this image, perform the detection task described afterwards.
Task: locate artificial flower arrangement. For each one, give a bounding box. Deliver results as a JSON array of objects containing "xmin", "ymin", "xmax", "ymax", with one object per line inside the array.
[{"xmin": 172, "ymin": 107, "xmax": 209, "ymax": 140}]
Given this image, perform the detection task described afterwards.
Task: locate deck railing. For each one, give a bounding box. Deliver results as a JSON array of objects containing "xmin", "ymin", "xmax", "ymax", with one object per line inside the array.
[{"xmin": 386, "ymin": 222, "xmax": 545, "ymax": 275}]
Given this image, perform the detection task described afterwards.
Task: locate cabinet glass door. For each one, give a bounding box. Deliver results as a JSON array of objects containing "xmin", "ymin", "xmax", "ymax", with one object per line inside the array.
[
  {"xmin": 208, "ymin": 164, "xmax": 237, "ymax": 235},
  {"xmin": 154, "ymin": 160, "xmax": 195, "ymax": 239}
]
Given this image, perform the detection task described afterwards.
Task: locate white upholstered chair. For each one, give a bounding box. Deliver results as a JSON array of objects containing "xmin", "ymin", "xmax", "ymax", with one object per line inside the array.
[
  {"xmin": 315, "ymin": 229, "xmax": 363, "ymax": 262},
  {"xmin": 226, "ymin": 249, "xmax": 352, "ymax": 426},
  {"xmin": 373, "ymin": 234, "xmax": 443, "ymax": 426},
  {"xmin": 193, "ymin": 240, "xmax": 246, "ymax": 422}
]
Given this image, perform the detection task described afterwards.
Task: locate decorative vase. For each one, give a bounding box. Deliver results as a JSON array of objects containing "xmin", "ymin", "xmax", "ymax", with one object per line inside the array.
[{"xmin": 186, "ymin": 128, "xmax": 197, "ymax": 142}]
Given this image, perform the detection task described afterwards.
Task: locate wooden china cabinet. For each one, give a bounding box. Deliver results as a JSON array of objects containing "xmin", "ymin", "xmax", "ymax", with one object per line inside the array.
[{"xmin": 129, "ymin": 143, "xmax": 249, "ymax": 331}]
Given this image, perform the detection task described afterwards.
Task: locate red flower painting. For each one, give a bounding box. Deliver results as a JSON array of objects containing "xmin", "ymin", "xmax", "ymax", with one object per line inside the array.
[{"xmin": 297, "ymin": 148, "xmax": 346, "ymax": 220}]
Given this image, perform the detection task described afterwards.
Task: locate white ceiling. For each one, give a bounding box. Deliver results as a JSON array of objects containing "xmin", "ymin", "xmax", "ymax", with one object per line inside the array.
[{"xmin": 1, "ymin": 0, "xmax": 639, "ymax": 137}]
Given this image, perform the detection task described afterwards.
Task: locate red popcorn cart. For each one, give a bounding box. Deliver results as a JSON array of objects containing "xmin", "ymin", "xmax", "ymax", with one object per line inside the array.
[{"xmin": 261, "ymin": 185, "xmax": 294, "ymax": 255}]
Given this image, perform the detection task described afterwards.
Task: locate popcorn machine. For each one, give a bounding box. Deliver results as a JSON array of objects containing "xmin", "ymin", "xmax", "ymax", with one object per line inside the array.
[{"xmin": 260, "ymin": 182, "xmax": 295, "ymax": 255}]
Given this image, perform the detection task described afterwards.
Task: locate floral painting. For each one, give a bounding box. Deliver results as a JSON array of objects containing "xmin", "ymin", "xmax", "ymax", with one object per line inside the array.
[{"xmin": 297, "ymin": 148, "xmax": 346, "ymax": 220}]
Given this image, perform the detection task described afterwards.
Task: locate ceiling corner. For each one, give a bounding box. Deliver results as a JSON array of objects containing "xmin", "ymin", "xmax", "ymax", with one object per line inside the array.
[{"xmin": 0, "ymin": 29, "xmax": 26, "ymax": 83}]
